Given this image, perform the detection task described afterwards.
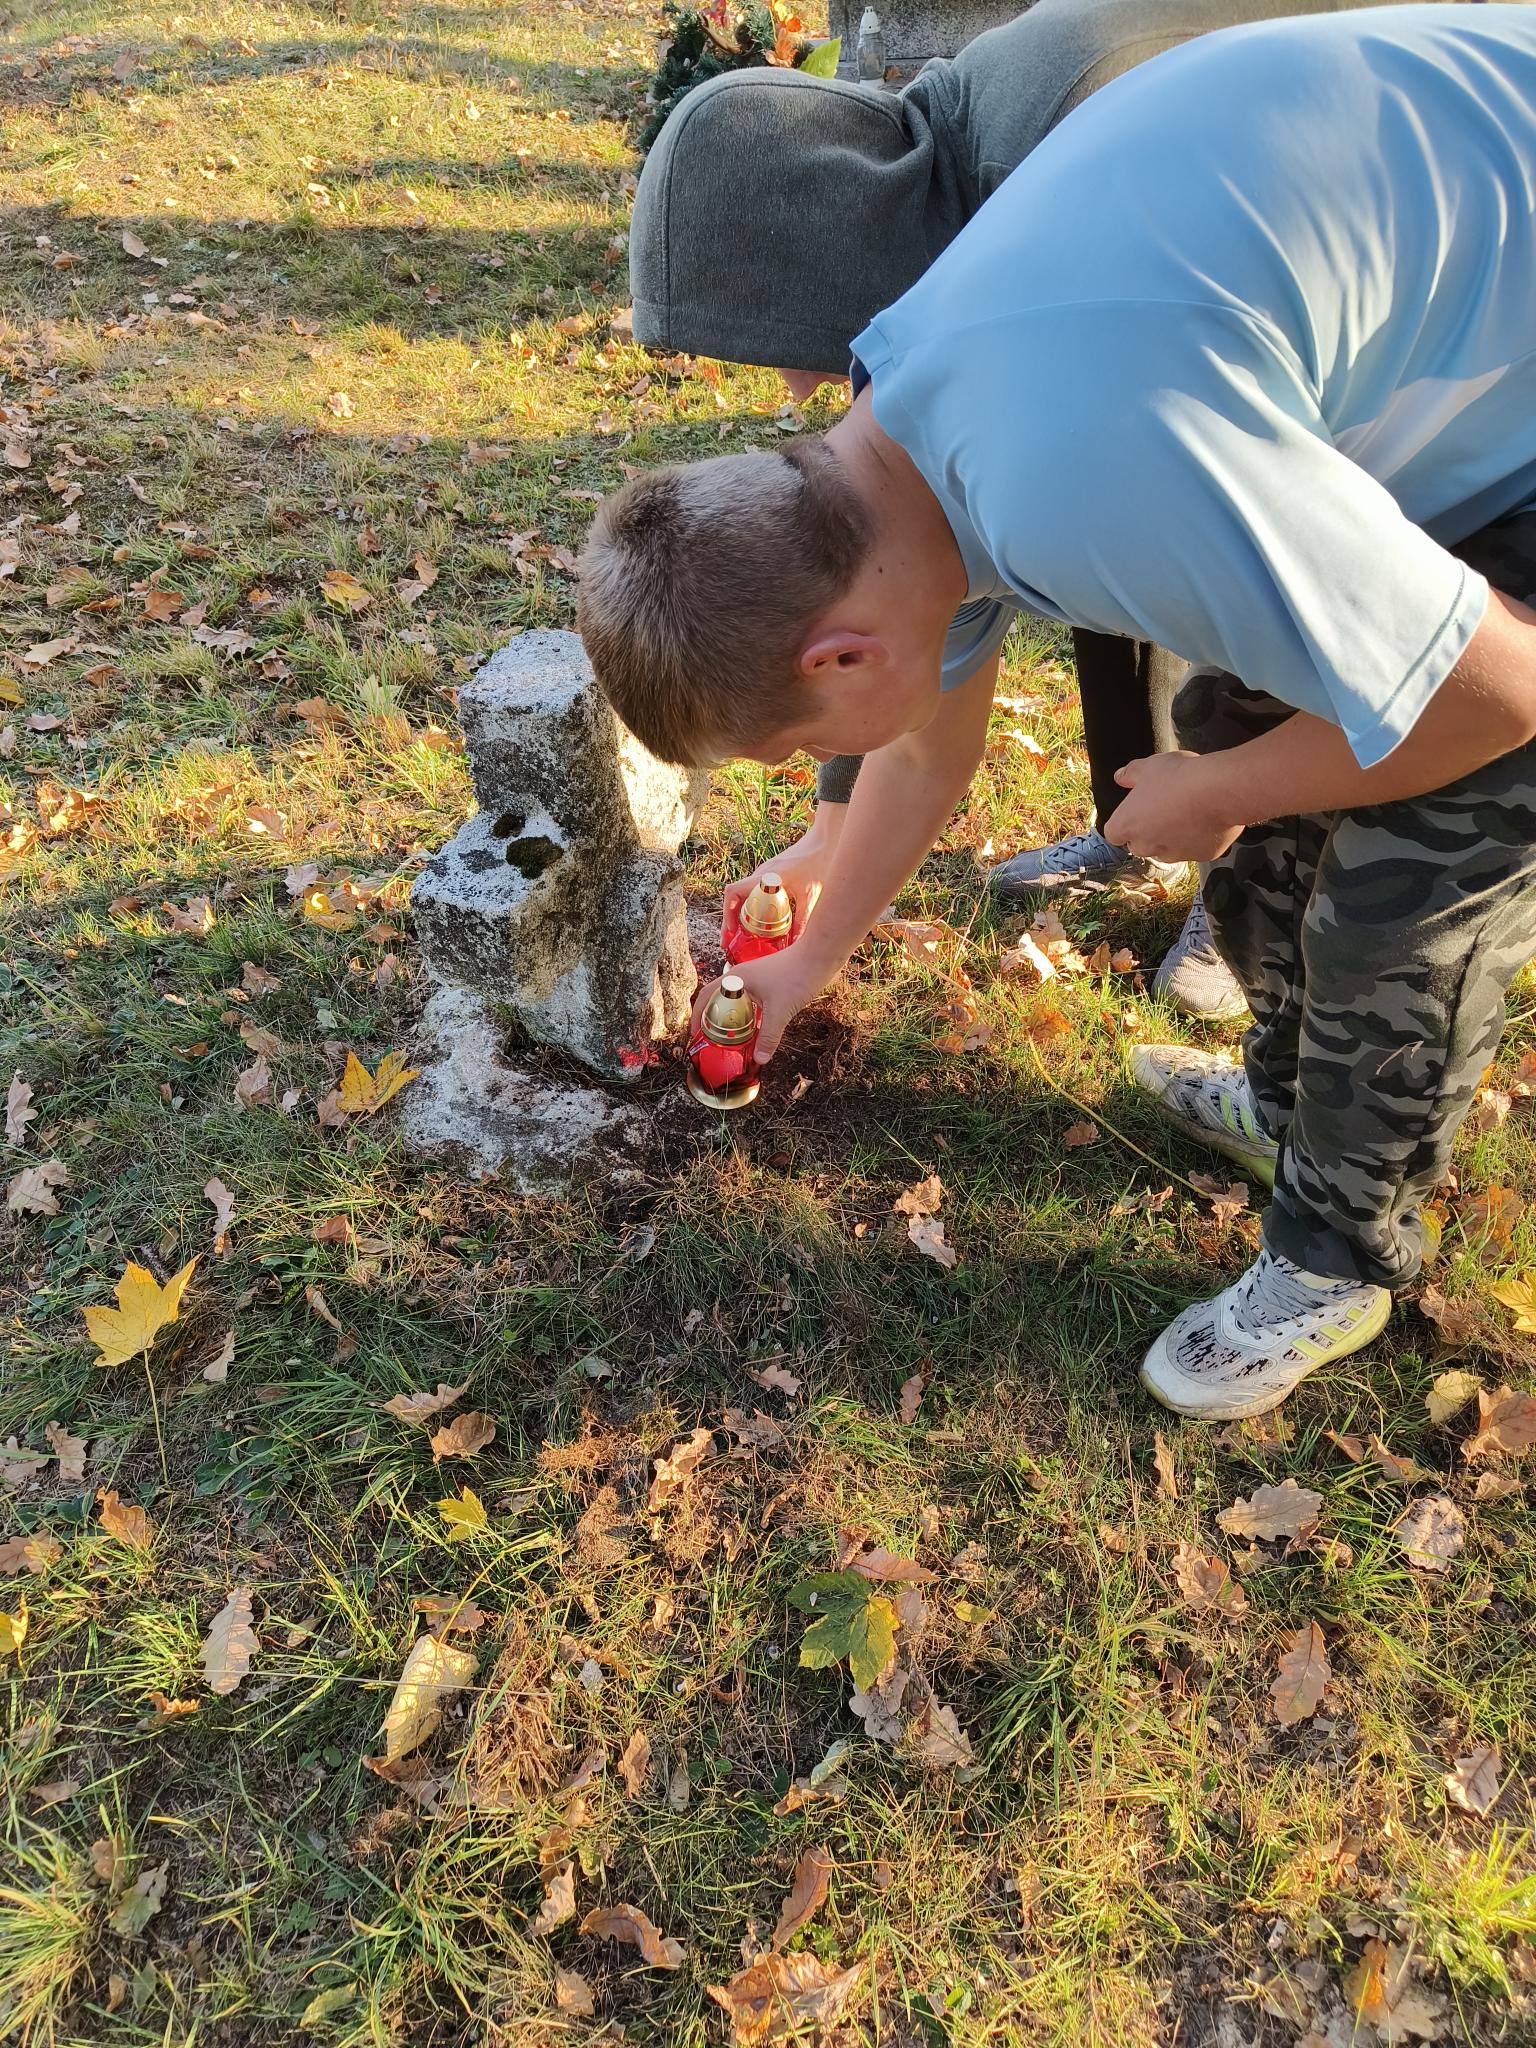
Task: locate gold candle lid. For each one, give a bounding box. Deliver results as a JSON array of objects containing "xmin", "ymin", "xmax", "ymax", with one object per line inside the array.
[
  {"xmin": 703, "ymin": 972, "xmax": 758, "ymax": 1045},
  {"xmin": 740, "ymin": 872, "xmax": 793, "ymax": 939}
]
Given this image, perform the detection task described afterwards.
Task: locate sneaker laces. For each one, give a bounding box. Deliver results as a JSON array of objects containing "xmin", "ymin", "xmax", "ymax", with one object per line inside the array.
[
  {"xmin": 1178, "ymin": 889, "xmax": 1215, "ymax": 955},
  {"xmin": 1232, "ymin": 1251, "xmax": 1368, "ymax": 1340},
  {"xmin": 1037, "ymin": 829, "xmax": 1119, "ymax": 876},
  {"xmin": 1170, "ymin": 1059, "xmax": 1266, "ymax": 1145}
]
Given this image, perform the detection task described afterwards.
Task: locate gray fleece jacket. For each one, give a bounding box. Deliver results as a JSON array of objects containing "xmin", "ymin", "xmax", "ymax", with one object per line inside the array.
[{"xmin": 630, "ymin": 0, "xmax": 1443, "ymax": 801}]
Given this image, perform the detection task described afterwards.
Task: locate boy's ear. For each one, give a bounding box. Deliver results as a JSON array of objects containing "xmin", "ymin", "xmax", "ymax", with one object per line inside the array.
[{"xmin": 797, "ymin": 629, "xmax": 887, "ymax": 681}]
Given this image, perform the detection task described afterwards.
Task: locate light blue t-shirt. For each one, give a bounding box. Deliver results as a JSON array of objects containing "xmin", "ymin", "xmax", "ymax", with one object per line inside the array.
[{"xmin": 854, "ymin": 6, "xmax": 1536, "ymax": 765}]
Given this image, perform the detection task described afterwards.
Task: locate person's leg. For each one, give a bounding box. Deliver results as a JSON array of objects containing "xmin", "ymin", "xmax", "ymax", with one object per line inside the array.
[
  {"xmin": 988, "ymin": 631, "xmax": 1190, "ymax": 899},
  {"xmin": 1141, "ymin": 511, "xmax": 1536, "ymax": 1415},
  {"xmin": 1133, "ymin": 669, "xmax": 1317, "ymax": 1170}
]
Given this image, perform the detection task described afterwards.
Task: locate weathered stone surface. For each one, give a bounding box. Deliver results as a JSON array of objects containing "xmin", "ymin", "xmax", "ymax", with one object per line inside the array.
[
  {"xmin": 400, "ymin": 983, "xmax": 653, "ymax": 1189},
  {"xmin": 832, "ymin": 0, "xmax": 1022, "ymax": 72},
  {"xmin": 411, "ymin": 630, "xmax": 705, "ymax": 1084}
]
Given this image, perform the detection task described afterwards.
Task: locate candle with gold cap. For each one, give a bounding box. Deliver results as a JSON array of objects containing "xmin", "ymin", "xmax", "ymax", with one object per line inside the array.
[
  {"xmin": 686, "ymin": 973, "xmax": 761, "ymax": 1109},
  {"xmin": 722, "ymin": 872, "xmax": 794, "ymax": 966}
]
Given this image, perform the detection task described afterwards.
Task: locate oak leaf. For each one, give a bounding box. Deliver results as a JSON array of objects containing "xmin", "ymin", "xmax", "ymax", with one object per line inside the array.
[
  {"xmin": 578, "ymin": 1903, "xmax": 686, "ymax": 1970},
  {"xmin": 893, "ymin": 1173, "xmax": 942, "ymax": 1219},
  {"xmin": 383, "ymin": 1383, "xmax": 466, "ymax": 1424},
  {"xmin": 83, "ymin": 1257, "xmax": 196, "ymax": 1367},
  {"xmin": 1393, "ymin": 1494, "xmax": 1466, "ymax": 1572},
  {"xmin": 1270, "ymin": 1620, "xmax": 1330, "ymax": 1725},
  {"xmin": 771, "ymin": 1846, "xmax": 831, "ymax": 1950},
  {"xmin": 1217, "ymin": 1479, "xmax": 1322, "ymax": 1542},
  {"xmin": 396, "ymin": 554, "xmax": 438, "ymax": 605},
  {"xmin": 618, "ymin": 1726, "xmax": 653, "ymax": 1798},
  {"xmin": 1444, "ymin": 1744, "xmax": 1502, "ymax": 1818},
  {"xmin": 44, "ymin": 1421, "xmax": 86, "ymax": 1485},
  {"xmin": 707, "ymin": 1951, "xmax": 862, "ymax": 2044},
  {"xmin": 898, "ymin": 1370, "xmax": 926, "ymax": 1422},
  {"xmin": 1344, "ymin": 1939, "xmax": 1447, "ymax": 2042},
  {"xmin": 532, "ymin": 1857, "xmax": 577, "ymax": 1933},
  {"xmin": 648, "ymin": 1425, "xmax": 714, "ymax": 1509},
  {"xmin": 204, "ymin": 1175, "xmax": 234, "ymax": 1254},
  {"xmin": 6, "ymin": 1070, "xmax": 36, "ymax": 1145},
  {"xmin": 429, "ymin": 1411, "xmax": 495, "ymax": 1462},
  {"xmin": 1062, "ymin": 1119, "xmax": 1100, "ymax": 1147},
  {"xmin": 553, "ymin": 1966, "xmax": 594, "ymax": 2014},
  {"xmin": 0, "ymin": 1534, "xmax": 62, "ymax": 1574},
  {"xmin": 8, "ymin": 1159, "xmax": 69, "ymax": 1216},
  {"xmin": 907, "ymin": 1695, "xmax": 976, "ymax": 1771},
  {"xmin": 97, "ymin": 1489, "xmax": 152, "ymax": 1548},
  {"xmin": 108, "ymin": 1863, "xmax": 168, "ymax": 1937},
  {"xmin": 1172, "ymin": 1543, "xmax": 1248, "ymax": 1619},
  {"xmin": 200, "ymin": 1586, "xmax": 257, "ymax": 1695},
  {"xmin": 906, "ymin": 1213, "xmax": 958, "ymax": 1267},
  {"xmin": 234, "ymin": 1054, "xmax": 273, "ymax": 1109},
  {"xmin": 1151, "ymin": 1430, "xmax": 1179, "ymax": 1499}
]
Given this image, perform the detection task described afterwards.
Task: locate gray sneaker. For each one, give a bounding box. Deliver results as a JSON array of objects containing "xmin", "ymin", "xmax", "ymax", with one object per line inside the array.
[
  {"xmin": 1152, "ymin": 892, "xmax": 1249, "ymax": 1022},
  {"xmin": 988, "ymin": 829, "xmax": 1189, "ymax": 903}
]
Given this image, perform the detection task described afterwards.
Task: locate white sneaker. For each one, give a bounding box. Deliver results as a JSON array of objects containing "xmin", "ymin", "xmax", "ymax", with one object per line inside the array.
[
  {"xmin": 1130, "ymin": 1042, "xmax": 1278, "ymax": 1188},
  {"xmin": 1152, "ymin": 893, "xmax": 1248, "ymax": 1022},
  {"xmin": 1141, "ymin": 1249, "xmax": 1391, "ymax": 1419},
  {"xmin": 988, "ymin": 828, "xmax": 1189, "ymax": 903}
]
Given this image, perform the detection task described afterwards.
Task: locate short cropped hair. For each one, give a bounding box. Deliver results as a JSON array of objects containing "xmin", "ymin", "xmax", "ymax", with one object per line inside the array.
[{"xmin": 577, "ymin": 438, "xmax": 873, "ymax": 767}]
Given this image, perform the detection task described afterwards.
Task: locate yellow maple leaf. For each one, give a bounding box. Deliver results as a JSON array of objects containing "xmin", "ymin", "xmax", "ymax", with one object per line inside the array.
[
  {"xmin": 437, "ymin": 1485, "xmax": 487, "ymax": 1543},
  {"xmin": 1489, "ymin": 1271, "xmax": 1536, "ymax": 1333},
  {"xmin": 301, "ymin": 886, "xmax": 360, "ymax": 932},
  {"xmin": 319, "ymin": 567, "xmax": 374, "ymax": 613},
  {"xmin": 0, "ymin": 1597, "xmax": 28, "ymax": 1658},
  {"xmin": 336, "ymin": 1050, "xmax": 419, "ymax": 1115},
  {"xmin": 83, "ymin": 1258, "xmax": 197, "ymax": 1368}
]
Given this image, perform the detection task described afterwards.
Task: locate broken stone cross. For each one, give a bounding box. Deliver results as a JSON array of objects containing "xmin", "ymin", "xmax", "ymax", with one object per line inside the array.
[{"xmin": 412, "ymin": 630, "xmax": 706, "ymax": 1081}]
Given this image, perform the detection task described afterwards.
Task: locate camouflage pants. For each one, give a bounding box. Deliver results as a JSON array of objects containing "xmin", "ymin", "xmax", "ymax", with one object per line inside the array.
[{"xmin": 1173, "ymin": 510, "xmax": 1536, "ymax": 1290}]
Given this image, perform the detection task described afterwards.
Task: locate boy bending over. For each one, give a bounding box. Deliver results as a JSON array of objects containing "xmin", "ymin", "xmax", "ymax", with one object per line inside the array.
[{"xmin": 579, "ymin": 6, "xmax": 1536, "ymax": 1420}]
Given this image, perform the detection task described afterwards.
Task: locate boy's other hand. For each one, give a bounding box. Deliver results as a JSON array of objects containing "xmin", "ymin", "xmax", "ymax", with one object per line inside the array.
[
  {"xmin": 721, "ymin": 803, "xmax": 848, "ymax": 944},
  {"xmin": 1104, "ymin": 752, "xmax": 1244, "ymax": 864},
  {"xmin": 691, "ymin": 942, "xmax": 837, "ymax": 1065}
]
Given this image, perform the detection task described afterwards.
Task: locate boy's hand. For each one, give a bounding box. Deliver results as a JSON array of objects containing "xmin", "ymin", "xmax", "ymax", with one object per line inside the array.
[
  {"xmin": 722, "ymin": 803, "xmax": 847, "ymax": 944},
  {"xmin": 691, "ymin": 941, "xmax": 838, "ymax": 1065},
  {"xmin": 1104, "ymin": 752, "xmax": 1245, "ymax": 864}
]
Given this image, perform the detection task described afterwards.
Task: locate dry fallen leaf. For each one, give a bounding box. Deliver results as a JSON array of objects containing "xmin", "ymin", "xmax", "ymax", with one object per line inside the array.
[
  {"xmin": 750, "ymin": 1362, "xmax": 803, "ymax": 1399},
  {"xmin": 553, "ymin": 1965, "xmax": 594, "ymax": 2015},
  {"xmin": 5, "ymin": 1070, "xmax": 38, "ymax": 1147},
  {"xmin": 1445, "ymin": 1744, "xmax": 1502, "ymax": 1818},
  {"xmin": 579, "ymin": 1903, "xmax": 686, "ymax": 1970},
  {"xmin": 84, "ymin": 1257, "xmax": 196, "ymax": 1368},
  {"xmin": 320, "ymin": 1050, "xmax": 419, "ymax": 1121},
  {"xmin": 906, "ymin": 1213, "xmax": 958, "ymax": 1267},
  {"xmin": 1270, "ymin": 1620, "xmax": 1331, "ymax": 1726},
  {"xmin": 204, "ymin": 1175, "xmax": 234, "ymax": 1254},
  {"xmin": 396, "ymin": 554, "xmax": 438, "ymax": 605},
  {"xmin": 1344, "ymin": 1939, "xmax": 1448, "ymax": 2043},
  {"xmin": 1061, "ymin": 1119, "xmax": 1100, "ymax": 1148},
  {"xmin": 893, "ymin": 1173, "xmax": 942, "ymax": 1219},
  {"xmin": 1463, "ymin": 1385, "xmax": 1536, "ymax": 1462},
  {"xmin": 1217, "ymin": 1479, "xmax": 1323, "ymax": 1543},
  {"xmin": 618, "ymin": 1726, "xmax": 653, "ymax": 1799},
  {"xmin": 202, "ymin": 1330, "xmax": 235, "ymax": 1383},
  {"xmin": 146, "ymin": 1692, "xmax": 199, "ymax": 1721},
  {"xmin": 1172, "ymin": 1543, "xmax": 1248, "ymax": 1619},
  {"xmin": 1189, "ymin": 1172, "xmax": 1250, "ymax": 1226},
  {"xmin": 771, "ymin": 1846, "xmax": 832, "ymax": 1950},
  {"xmin": 532, "ymin": 1854, "xmax": 577, "ymax": 1934},
  {"xmin": 707, "ymin": 1951, "xmax": 862, "ymax": 2044},
  {"xmin": 234, "ymin": 1054, "xmax": 273, "ymax": 1110},
  {"xmin": 0, "ymin": 1533, "xmax": 62, "ymax": 1574},
  {"xmin": 44, "ymin": 1421, "xmax": 86, "ymax": 1486},
  {"xmin": 1425, "ymin": 1368, "xmax": 1482, "ymax": 1427},
  {"xmin": 907, "ymin": 1694, "xmax": 975, "ymax": 1771},
  {"xmin": 1151, "ymin": 1430, "xmax": 1179, "ymax": 1500},
  {"xmin": 108, "ymin": 1862, "xmax": 168, "ymax": 1937},
  {"xmin": 8, "ymin": 1158, "xmax": 69, "ymax": 1216},
  {"xmin": 383, "ymin": 1383, "xmax": 466, "ymax": 1425},
  {"xmin": 429, "ymin": 1411, "xmax": 496, "ymax": 1463},
  {"xmin": 1393, "ymin": 1494, "xmax": 1466, "ymax": 1572},
  {"xmin": 97, "ymin": 1488, "xmax": 152, "ymax": 1549},
  {"xmin": 848, "ymin": 1546, "xmax": 935, "ymax": 1585},
  {"xmin": 200, "ymin": 1586, "xmax": 257, "ymax": 1695},
  {"xmin": 898, "ymin": 1371, "xmax": 926, "ymax": 1423},
  {"xmin": 372, "ymin": 1632, "xmax": 477, "ymax": 1765},
  {"xmin": 320, "ymin": 567, "xmax": 373, "ymax": 612},
  {"xmin": 1419, "ymin": 1285, "xmax": 1480, "ymax": 1349},
  {"xmin": 649, "ymin": 1426, "xmax": 714, "ymax": 1509},
  {"xmin": 0, "ymin": 1598, "xmax": 28, "ymax": 1659},
  {"xmin": 1488, "ymin": 1272, "xmax": 1536, "ymax": 1333}
]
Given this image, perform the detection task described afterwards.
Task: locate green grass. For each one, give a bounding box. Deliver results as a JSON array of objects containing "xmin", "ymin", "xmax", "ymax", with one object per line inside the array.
[{"xmin": 2, "ymin": 0, "xmax": 1535, "ymax": 2042}]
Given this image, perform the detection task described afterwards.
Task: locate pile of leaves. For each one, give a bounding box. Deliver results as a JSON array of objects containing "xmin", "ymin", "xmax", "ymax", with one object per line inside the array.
[{"xmin": 640, "ymin": 0, "xmax": 839, "ymax": 150}]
